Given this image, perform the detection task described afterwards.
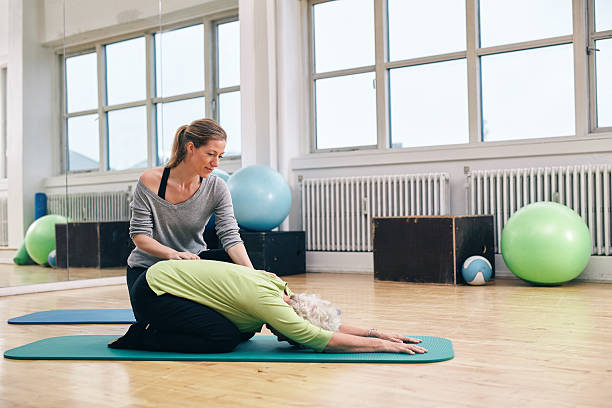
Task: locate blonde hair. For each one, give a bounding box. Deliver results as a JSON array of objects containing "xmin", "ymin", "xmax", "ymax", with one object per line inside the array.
[
  {"xmin": 166, "ymin": 118, "xmax": 227, "ymax": 168},
  {"xmin": 288, "ymin": 293, "xmax": 341, "ymax": 332}
]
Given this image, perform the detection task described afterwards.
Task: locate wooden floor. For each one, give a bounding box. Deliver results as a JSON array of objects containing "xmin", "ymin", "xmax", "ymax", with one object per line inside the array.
[
  {"xmin": 1, "ymin": 273, "xmax": 611, "ymax": 407},
  {"xmin": 0, "ymin": 263, "xmax": 124, "ymax": 287}
]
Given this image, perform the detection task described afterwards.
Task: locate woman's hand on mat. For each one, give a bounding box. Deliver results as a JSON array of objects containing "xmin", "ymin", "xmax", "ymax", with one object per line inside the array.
[
  {"xmin": 374, "ymin": 331, "xmax": 422, "ymax": 344},
  {"xmin": 383, "ymin": 340, "xmax": 428, "ymax": 355},
  {"xmin": 167, "ymin": 250, "xmax": 199, "ymax": 260}
]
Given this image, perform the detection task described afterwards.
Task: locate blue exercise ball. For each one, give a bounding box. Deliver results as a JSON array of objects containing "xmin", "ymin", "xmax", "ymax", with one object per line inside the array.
[
  {"xmin": 462, "ymin": 256, "xmax": 492, "ymax": 285},
  {"xmin": 48, "ymin": 249, "xmax": 57, "ymax": 268},
  {"xmin": 211, "ymin": 168, "xmax": 230, "ymax": 182},
  {"xmin": 227, "ymin": 165, "xmax": 292, "ymax": 231}
]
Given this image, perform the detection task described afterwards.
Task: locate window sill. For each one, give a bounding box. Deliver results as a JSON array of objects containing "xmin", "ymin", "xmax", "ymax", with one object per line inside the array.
[
  {"xmin": 292, "ymin": 132, "xmax": 612, "ymax": 170},
  {"xmin": 43, "ymin": 157, "xmax": 242, "ymax": 189}
]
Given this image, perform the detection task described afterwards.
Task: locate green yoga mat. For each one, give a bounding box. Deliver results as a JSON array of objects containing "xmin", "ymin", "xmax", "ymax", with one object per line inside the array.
[{"xmin": 4, "ymin": 335, "xmax": 453, "ymax": 363}]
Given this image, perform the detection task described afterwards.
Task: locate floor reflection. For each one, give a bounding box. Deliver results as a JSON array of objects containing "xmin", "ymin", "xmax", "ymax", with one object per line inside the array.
[{"xmin": 0, "ymin": 264, "xmax": 124, "ymax": 287}]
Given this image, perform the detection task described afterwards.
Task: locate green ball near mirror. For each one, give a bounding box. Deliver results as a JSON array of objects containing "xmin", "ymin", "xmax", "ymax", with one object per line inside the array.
[
  {"xmin": 501, "ymin": 202, "xmax": 591, "ymax": 285},
  {"xmin": 24, "ymin": 214, "xmax": 69, "ymax": 266}
]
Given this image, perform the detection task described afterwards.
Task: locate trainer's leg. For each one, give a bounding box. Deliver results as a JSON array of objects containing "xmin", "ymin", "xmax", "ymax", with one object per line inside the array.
[
  {"xmin": 126, "ymin": 265, "xmax": 147, "ymax": 295},
  {"xmin": 126, "ymin": 265, "xmax": 147, "ymax": 322}
]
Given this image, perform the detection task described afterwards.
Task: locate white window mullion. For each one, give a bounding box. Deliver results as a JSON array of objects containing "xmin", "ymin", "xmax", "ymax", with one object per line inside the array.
[
  {"xmin": 59, "ymin": 56, "xmax": 67, "ymax": 174},
  {"xmin": 374, "ymin": 0, "xmax": 389, "ymax": 150},
  {"xmin": 308, "ymin": 2, "xmax": 316, "ymax": 154},
  {"xmin": 204, "ymin": 17, "xmax": 215, "ymax": 120},
  {"xmin": 96, "ymin": 43, "xmax": 108, "ymax": 172},
  {"xmin": 145, "ymin": 34, "xmax": 156, "ymax": 168},
  {"xmin": 466, "ymin": 0, "xmax": 482, "ymax": 143},
  {"xmin": 574, "ymin": 0, "xmax": 590, "ymax": 136}
]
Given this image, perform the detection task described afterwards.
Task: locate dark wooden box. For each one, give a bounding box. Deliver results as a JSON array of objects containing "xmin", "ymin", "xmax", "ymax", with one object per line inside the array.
[
  {"xmin": 55, "ymin": 221, "xmax": 130, "ymax": 268},
  {"xmin": 240, "ymin": 230, "xmax": 306, "ymax": 276},
  {"xmin": 372, "ymin": 215, "xmax": 495, "ymax": 284}
]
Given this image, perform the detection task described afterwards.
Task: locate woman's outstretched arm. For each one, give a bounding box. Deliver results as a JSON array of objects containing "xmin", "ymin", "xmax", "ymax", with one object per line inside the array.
[
  {"xmin": 324, "ymin": 332, "xmax": 427, "ymax": 354},
  {"xmin": 338, "ymin": 325, "xmax": 422, "ymax": 344}
]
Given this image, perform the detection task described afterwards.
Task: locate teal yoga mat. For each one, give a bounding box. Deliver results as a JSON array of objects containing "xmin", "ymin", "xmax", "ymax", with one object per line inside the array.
[
  {"xmin": 8, "ymin": 309, "xmax": 136, "ymax": 325},
  {"xmin": 4, "ymin": 335, "xmax": 453, "ymax": 363}
]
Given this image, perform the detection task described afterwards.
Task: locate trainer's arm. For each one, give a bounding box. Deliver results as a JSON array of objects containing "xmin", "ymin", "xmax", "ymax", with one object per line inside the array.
[
  {"xmin": 132, "ymin": 234, "xmax": 199, "ymax": 260},
  {"xmin": 324, "ymin": 332, "xmax": 427, "ymax": 354},
  {"xmin": 226, "ymin": 243, "xmax": 254, "ymax": 268}
]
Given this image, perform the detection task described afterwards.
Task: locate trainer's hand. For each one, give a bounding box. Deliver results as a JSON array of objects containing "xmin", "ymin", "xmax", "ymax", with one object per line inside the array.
[
  {"xmin": 373, "ymin": 331, "xmax": 422, "ymax": 344},
  {"xmin": 383, "ymin": 340, "xmax": 428, "ymax": 355},
  {"xmin": 167, "ymin": 251, "xmax": 199, "ymax": 260},
  {"xmin": 259, "ymin": 270, "xmax": 279, "ymax": 279}
]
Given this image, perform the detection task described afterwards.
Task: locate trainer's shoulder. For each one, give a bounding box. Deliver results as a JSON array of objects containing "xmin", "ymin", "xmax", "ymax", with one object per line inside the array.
[{"xmin": 139, "ymin": 168, "xmax": 164, "ymax": 192}]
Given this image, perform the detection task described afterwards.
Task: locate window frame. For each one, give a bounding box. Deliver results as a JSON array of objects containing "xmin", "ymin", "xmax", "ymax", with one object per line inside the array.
[
  {"xmin": 308, "ymin": 0, "xmax": 610, "ymax": 154},
  {"xmin": 60, "ymin": 11, "xmax": 239, "ymax": 175},
  {"xmin": 588, "ymin": 0, "xmax": 612, "ymax": 133}
]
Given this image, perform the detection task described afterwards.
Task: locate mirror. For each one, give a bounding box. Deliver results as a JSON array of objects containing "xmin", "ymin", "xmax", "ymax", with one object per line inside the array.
[{"xmin": 0, "ymin": 0, "xmax": 167, "ymax": 289}]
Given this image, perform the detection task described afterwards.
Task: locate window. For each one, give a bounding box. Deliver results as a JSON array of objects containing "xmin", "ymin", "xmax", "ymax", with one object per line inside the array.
[
  {"xmin": 155, "ymin": 24, "xmax": 205, "ymax": 164},
  {"xmin": 388, "ymin": 0, "xmax": 467, "ymax": 148},
  {"xmin": 312, "ymin": 0, "xmax": 376, "ymax": 150},
  {"xmin": 105, "ymin": 37, "xmax": 147, "ymax": 171},
  {"xmin": 479, "ymin": 0, "xmax": 574, "ymax": 141},
  {"xmin": 310, "ymin": 0, "xmax": 606, "ymax": 152},
  {"xmin": 216, "ymin": 20, "xmax": 241, "ymax": 156},
  {"xmin": 62, "ymin": 17, "xmax": 239, "ymax": 173},
  {"xmin": 593, "ymin": 0, "xmax": 612, "ymax": 128},
  {"xmin": 65, "ymin": 52, "xmax": 99, "ymax": 171}
]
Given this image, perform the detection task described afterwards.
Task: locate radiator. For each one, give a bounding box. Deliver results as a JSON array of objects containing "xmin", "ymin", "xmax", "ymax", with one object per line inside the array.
[
  {"xmin": 467, "ymin": 165, "xmax": 612, "ymax": 255},
  {"xmin": 0, "ymin": 196, "xmax": 7, "ymax": 247},
  {"xmin": 301, "ymin": 173, "xmax": 450, "ymax": 252},
  {"xmin": 46, "ymin": 191, "xmax": 131, "ymax": 222}
]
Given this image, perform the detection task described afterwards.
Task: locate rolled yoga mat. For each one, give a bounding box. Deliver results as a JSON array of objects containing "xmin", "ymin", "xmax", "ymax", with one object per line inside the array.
[
  {"xmin": 4, "ymin": 335, "xmax": 453, "ymax": 363},
  {"xmin": 8, "ymin": 309, "xmax": 136, "ymax": 325}
]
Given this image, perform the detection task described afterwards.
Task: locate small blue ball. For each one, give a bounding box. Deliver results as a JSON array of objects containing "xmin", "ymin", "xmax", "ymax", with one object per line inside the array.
[
  {"xmin": 462, "ymin": 256, "xmax": 492, "ymax": 285},
  {"xmin": 47, "ymin": 249, "xmax": 57, "ymax": 268}
]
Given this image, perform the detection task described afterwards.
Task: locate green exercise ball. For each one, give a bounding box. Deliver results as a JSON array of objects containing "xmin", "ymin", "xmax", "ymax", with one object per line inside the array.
[
  {"xmin": 501, "ymin": 202, "xmax": 591, "ymax": 285},
  {"xmin": 24, "ymin": 214, "xmax": 69, "ymax": 266}
]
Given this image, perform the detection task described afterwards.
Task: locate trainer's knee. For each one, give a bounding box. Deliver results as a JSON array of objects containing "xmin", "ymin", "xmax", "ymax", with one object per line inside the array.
[{"xmin": 213, "ymin": 332, "xmax": 241, "ymax": 353}]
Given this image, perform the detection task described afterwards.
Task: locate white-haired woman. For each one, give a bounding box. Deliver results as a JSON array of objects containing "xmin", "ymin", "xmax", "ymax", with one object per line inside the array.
[{"xmin": 109, "ymin": 260, "xmax": 427, "ymax": 355}]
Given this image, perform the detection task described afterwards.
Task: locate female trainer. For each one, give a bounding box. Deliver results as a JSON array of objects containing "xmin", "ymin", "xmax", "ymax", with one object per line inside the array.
[{"xmin": 126, "ymin": 119, "xmax": 253, "ymax": 303}]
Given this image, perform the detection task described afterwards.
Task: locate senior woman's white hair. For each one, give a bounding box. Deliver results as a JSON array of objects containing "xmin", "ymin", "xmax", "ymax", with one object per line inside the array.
[{"xmin": 288, "ymin": 293, "xmax": 341, "ymax": 332}]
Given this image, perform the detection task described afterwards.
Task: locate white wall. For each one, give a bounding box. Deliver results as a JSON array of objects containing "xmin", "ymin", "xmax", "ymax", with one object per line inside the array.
[
  {"xmin": 0, "ymin": 0, "xmax": 8, "ymax": 60},
  {"xmin": 41, "ymin": 0, "xmax": 237, "ymax": 46},
  {"xmin": 6, "ymin": 0, "xmax": 56, "ymax": 247}
]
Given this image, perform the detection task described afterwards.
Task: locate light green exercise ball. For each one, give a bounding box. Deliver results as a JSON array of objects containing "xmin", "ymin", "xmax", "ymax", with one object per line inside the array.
[
  {"xmin": 501, "ymin": 202, "xmax": 591, "ymax": 285},
  {"xmin": 24, "ymin": 214, "xmax": 69, "ymax": 266}
]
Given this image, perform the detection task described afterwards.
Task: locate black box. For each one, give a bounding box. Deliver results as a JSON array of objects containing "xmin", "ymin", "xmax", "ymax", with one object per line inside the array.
[
  {"xmin": 55, "ymin": 221, "xmax": 130, "ymax": 268},
  {"xmin": 240, "ymin": 230, "xmax": 306, "ymax": 276},
  {"xmin": 372, "ymin": 215, "xmax": 495, "ymax": 284}
]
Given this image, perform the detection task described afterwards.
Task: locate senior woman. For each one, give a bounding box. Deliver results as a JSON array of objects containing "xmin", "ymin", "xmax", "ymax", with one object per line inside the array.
[{"xmin": 109, "ymin": 260, "xmax": 428, "ymax": 355}]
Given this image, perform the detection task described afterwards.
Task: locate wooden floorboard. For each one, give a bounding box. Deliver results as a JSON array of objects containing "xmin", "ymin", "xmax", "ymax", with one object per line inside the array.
[{"xmin": 1, "ymin": 274, "xmax": 611, "ymax": 407}]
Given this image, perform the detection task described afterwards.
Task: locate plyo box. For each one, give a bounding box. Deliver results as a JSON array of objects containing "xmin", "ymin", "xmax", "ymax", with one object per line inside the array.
[
  {"xmin": 240, "ymin": 230, "xmax": 306, "ymax": 276},
  {"xmin": 55, "ymin": 221, "xmax": 130, "ymax": 268},
  {"xmin": 372, "ymin": 215, "xmax": 495, "ymax": 284}
]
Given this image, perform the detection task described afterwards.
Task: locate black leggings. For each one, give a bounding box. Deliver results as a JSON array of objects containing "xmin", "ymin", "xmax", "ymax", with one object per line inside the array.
[{"xmin": 129, "ymin": 272, "xmax": 253, "ymax": 353}]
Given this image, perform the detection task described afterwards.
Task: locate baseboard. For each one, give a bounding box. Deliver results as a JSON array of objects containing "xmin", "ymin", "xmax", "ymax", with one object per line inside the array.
[
  {"xmin": 307, "ymin": 251, "xmax": 612, "ymax": 282},
  {"xmin": 0, "ymin": 276, "xmax": 125, "ymax": 297},
  {"xmin": 306, "ymin": 251, "xmax": 372, "ymax": 273},
  {"xmin": 0, "ymin": 247, "xmax": 17, "ymax": 264}
]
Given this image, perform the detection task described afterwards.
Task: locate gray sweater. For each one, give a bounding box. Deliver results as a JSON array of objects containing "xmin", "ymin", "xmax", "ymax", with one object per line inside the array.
[{"xmin": 127, "ymin": 174, "xmax": 242, "ymax": 268}]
